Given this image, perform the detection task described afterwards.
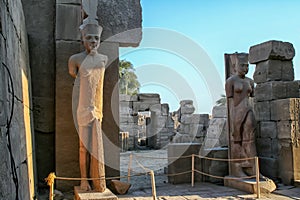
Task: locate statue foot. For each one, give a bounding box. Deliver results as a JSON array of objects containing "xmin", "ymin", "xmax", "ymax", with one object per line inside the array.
[{"xmin": 80, "ymin": 181, "xmax": 91, "ymax": 191}]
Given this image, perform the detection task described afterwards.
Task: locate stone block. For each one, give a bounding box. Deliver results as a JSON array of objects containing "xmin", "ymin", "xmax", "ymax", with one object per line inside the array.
[
  {"xmin": 180, "ymin": 114, "xmax": 192, "ymax": 124},
  {"xmin": 271, "ymin": 98, "xmax": 300, "ymax": 121},
  {"xmin": 138, "ymin": 93, "xmax": 160, "ymax": 101},
  {"xmin": 205, "ymin": 118, "xmax": 227, "ymax": 147},
  {"xmin": 180, "ymin": 100, "xmax": 193, "ymax": 106},
  {"xmin": 254, "ymin": 101, "xmax": 271, "ymax": 121},
  {"xmin": 180, "ymin": 105, "xmax": 195, "ymax": 115},
  {"xmin": 249, "ymin": 40, "xmax": 295, "ymax": 64},
  {"xmin": 255, "ymin": 81, "xmax": 286, "ymax": 101},
  {"xmin": 168, "ymin": 143, "xmax": 202, "ymax": 184},
  {"xmin": 212, "ymin": 106, "xmax": 227, "ymax": 118},
  {"xmin": 97, "ymin": 0, "xmax": 142, "ymax": 46},
  {"xmin": 257, "ymin": 121, "xmax": 277, "ymax": 139},
  {"xmin": 150, "ymin": 104, "xmax": 161, "ymax": 114},
  {"xmin": 253, "ymin": 60, "xmax": 294, "ymax": 83},
  {"xmin": 278, "ymin": 144, "xmax": 298, "ymax": 185},
  {"xmin": 74, "ymin": 186, "xmax": 117, "ymax": 200},
  {"xmin": 277, "ymin": 120, "xmax": 298, "ymax": 140},
  {"xmin": 259, "ymin": 157, "xmax": 278, "ymax": 180},
  {"xmin": 161, "ymin": 103, "xmax": 169, "ymax": 115},
  {"xmin": 285, "ymin": 81, "xmax": 299, "ymax": 98},
  {"xmin": 190, "ymin": 124, "xmax": 204, "ymax": 138},
  {"xmin": 257, "ymin": 138, "xmax": 278, "ymax": 158},
  {"xmin": 119, "ymin": 94, "xmax": 132, "ymax": 102},
  {"xmin": 55, "ymin": 4, "xmax": 81, "ymax": 40}
]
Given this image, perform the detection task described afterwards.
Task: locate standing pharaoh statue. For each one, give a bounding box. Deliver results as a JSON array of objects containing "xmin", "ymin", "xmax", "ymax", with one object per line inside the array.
[
  {"xmin": 68, "ymin": 17, "xmax": 107, "ymax": 192},
  {"xmin": 225, "ymin": 54, "xmax": 257, "ymax": 177}
]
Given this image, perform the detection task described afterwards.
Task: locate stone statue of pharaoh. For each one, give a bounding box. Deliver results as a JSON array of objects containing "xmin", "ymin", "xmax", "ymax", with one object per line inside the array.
[
  {"xmin": 225, "ymin": 54, "xmax": 257, "ymax": 177},
  {"xmin": 68, "ymin": 19, "xmax": 108, "ymax": 192}
]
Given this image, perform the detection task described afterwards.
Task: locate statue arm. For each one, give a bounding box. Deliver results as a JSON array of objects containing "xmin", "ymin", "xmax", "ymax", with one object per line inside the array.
[
  {"xmin": 225, "ymin": 78, "xmax": 233, "ymax": 98},
  {"xmin": 250, "ymin": 79, "xmax": 255, "ymax": 97},
  {"xmin": 68, "ymin": 56, "xmax": 78, "ymax": 78}
]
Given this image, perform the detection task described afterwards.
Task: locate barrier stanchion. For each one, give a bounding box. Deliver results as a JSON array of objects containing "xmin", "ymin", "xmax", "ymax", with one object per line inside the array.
[
  {"xmin": 255, "ymin": 156, "xmax": 260, "ymax": 199},
  {"xmin": 191, "ymin": 154, "xmax": 195, "ymax": 187},
  {"xmin": 128, "ymin": 153, "xmax": 133, "ymax": 183},
  {"xmin": 150, "ymin": 170, "xmax": 157, "ymax": 200},
  {"xmin": 45, "ymin": 172, "xmax": 56, "ymax": 200}
]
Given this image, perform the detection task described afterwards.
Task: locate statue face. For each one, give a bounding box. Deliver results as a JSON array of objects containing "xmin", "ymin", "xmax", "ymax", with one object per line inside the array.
[
  {"xmin": 82, "ymin": 24, "xmax": 101, "ymax": 53},
  {"xmin": 237, "ymin": 62, "xmax": 249, "ymax": 76}
]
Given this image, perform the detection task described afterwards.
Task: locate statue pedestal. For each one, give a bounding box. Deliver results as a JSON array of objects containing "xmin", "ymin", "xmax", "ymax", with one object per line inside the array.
[
  {"xmin": 224, "ymin": 177, "xmax": 276, "ymax": 194},
  {"xmin": 74, "ymin": 186, "xmax": 118, "ymax": 200}
]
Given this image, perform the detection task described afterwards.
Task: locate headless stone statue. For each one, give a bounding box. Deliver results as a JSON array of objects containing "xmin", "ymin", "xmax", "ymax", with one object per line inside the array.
[
  {"xmin": 68, "ymin": 18, "xmax": 107, "ymax": 192},
  {"xmin": 225, "ymin": 54, "xmax": 257, "ymax": 177}
]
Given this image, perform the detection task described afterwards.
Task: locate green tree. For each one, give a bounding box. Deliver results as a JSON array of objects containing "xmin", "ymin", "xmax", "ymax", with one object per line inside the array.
[
  {"xmin": 215, "ymin": 94, "xmax": 226, "ymax": 106},
  {"xmin": 119, "ymin": 60, "xmax": 140, "ymax": 95}
]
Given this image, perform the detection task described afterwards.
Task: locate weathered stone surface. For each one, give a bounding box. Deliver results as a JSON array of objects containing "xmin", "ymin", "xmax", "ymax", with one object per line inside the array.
[
  {"xmin": 257, "ymin": 121, "xmax": 277, "ymax": 139},
  {"xmin": 56, "ymin": 4, "xmax": 81, "ymax": 40},
  {"xmin": 181, "ymin": 106, "xmax": 195, "ymax": 115},
  {"xmin": 224, "ymin": 178, "xmax": 276, "ymax": 194},
  {"xmin": 97, "ymin": 0, "xmax": 142, "ymax": 46},
  {"xmin": 138, "ymin": 93, "xmax": 160, "ymax": 101},
  {"xmin": 254, "ymin": 60, "xmax": 294, "ymax": 83},
  {"xmin": 259, "ymin": 157, "xmax": 278, "ymax": 180},
  {"xmin": 255, "ymin": 81, "xmax": 299, "ymax": 101},
  {"xmin": 32, "ymin": 97, "xmax": 55, "ymax": 132},
  {"xmin": 204, "ymin": 118, "xmax": 227, "ymax": 148},
  {"xmin": 74, "ymin": 186, "xmax": 117, "ymax": 200},
  {"xmin": 249, "ymin": 40, "xmax": 295, "ymax": 64},
  {"xmin": 0, "ymin": 67, "xmax": 8, "ymax": 126},
  {"xmin": 277, "ymin": 120, "xmax": 298, "ymax": 140},
  {"xmin": 180, "ymin": 100, "xmax": 193, "ymax": 106},
  {"xmin": 271, "ymin": 98, "xmax": 300, "ymax": 121},
  {"xmin": 212, "ymin": 106, "xmax": 227, "ymax": 118},
  {"xmin": 161, "ymin": 103, "xmax": 169, "ymax": 116},
  {"xmin": 254, "ymin": 101, "xmax": 271, "ymax": 121},
  {"xmin": 257, "ymin": 138, "xmax": 278, "ymax": 158},
  {"xmin": 108, "ymin": 180, "xmax": 131, "ymax": 195},
  {"xmin": 168, "ymin": 143, "xmax": 202, "ymax": 184}
]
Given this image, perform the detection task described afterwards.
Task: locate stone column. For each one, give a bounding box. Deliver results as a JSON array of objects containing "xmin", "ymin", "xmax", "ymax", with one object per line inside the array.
[{"xmin": 249, "ymin": 40, "xmax": 300, "ymax": 184}]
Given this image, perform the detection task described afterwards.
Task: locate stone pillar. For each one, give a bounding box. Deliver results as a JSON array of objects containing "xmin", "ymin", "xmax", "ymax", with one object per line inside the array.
[{"xmin": 249, "ymin": 40, "xmax": 300, "ymax": 184}]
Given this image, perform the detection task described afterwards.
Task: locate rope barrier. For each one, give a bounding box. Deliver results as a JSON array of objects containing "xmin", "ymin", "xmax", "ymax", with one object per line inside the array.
[{"xmin": 45, "ymin": 153, "xmax": 261, "ymax": 200}]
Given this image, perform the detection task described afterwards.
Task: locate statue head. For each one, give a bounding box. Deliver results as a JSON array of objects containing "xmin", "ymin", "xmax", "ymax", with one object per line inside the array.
[
  {"xmin": 235, "ymin": 53, "xmax": 249, "ymax": 77},
  {"xmin": 80, "ymin": 18, "xmax": 103, "ymax": 54}
]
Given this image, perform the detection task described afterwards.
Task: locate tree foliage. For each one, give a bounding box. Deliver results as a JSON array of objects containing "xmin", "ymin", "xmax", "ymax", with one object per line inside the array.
[{"xmin": 119, "ymin": 60, "xmax": 140, "ymax": 95}]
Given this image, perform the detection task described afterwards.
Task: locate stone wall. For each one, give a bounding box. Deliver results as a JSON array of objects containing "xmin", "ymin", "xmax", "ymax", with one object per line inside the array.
[
  {"xmin": 0, "ymin": 0, "xmax": 36, "ymax": 199},
  {"xmin": 250, "ymin": 40, "xmax": 300, "ymax": 184},
  {"xmin": 22, "ymin": 0, "xmax": 56, "ymax": 185},
  {"xmin": 119, "ymin": 94, "xmax": 173, "ymax": 150}
]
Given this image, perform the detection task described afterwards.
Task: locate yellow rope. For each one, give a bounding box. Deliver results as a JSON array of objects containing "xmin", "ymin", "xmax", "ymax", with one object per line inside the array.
[
  {"xmin": 194, "ymin": 169, "xmax": 256, "ymax": 180},
  {"xmin": 194, "ymin": 154, "xmax": 255, "ymax": 162},
  {"xmin": 45, "ymin": 172, "xmax": 56, "ymax": 186}
]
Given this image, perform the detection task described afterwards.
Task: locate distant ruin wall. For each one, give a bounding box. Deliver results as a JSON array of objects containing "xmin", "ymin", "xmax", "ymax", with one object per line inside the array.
[{"xmin": 0, "ymin": 0, "xmax": 36, "ymax": 199}]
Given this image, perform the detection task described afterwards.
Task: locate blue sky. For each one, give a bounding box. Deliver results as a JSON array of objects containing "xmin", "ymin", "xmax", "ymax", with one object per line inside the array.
[{"xmin": 120, "ymin": 0, "xmax": 300, "ymax": 113}]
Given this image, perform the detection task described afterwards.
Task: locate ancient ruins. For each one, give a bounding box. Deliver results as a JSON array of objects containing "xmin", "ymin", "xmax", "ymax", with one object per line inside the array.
[{"xmin": 1, "ymin": 0, "xmax": 300, "ymax": 200}]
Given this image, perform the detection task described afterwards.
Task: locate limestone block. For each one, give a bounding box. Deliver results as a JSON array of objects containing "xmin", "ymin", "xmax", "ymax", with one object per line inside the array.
[
  {"xmin": 168, "ymin": 143, "xmax": 202, "ymax": 184},
  {"xmin": 255, "ymin": 81, "xmax": 286, "ymax": 101},
  {"xmin": 212, "ymin": 106, "xmax": 227, "ymax": 118},
  {"xmin": 138, "ymin": 93, "xmax": 160, "ymax": 101},
  {"xmin": 254, "ymin": 101, "xmax": 271, "ymax": 121},
  {"xmin": 161, "ymin": 103, "xmax": 169, "ymax": 116},
  {"xmin": 285, "ymin": 81, "xmax": 299, "ymax": 98},
  {"xmin": 56, "ymin": 4, "xmax": 81, "ymax": 40},
  {"xmin": 204, "ymin": 118, "xmax": 227, "ymax": 148},
  {"xmin": 259, "ymin": 157, "xmax": 278, "ymax": 180},
  {"xmin": 257, "ymin": 138, "xmax": 278, "ymax": 158},
  {"xmin": 180, "ymin": 100, "xmax": 193, "ymax": 106},
  {"xmin": 271, "ymin": 98, "xmax": 300, "ymax": 121},
  {"xmin": 178, "ymin": 124, "xmax": 190, "ymax": 134},
  {"xmin": 257, "ymin": 121, "xmax": 277, "ymax": 139},
  {"xmin": 74, "ymin": 186, "xmax": 117, "ymax": 200},
  {"xmin": 277, "ymin": 120, "xmax": 298, "ymax": 140},
  {"xmin": 190, "ymin": 124, "xmax": 204, "ymax": 138},
  {"xmin": 249, "ymin": 40, "xmax": 295, "ymax": 64},
  {"xmin": 150, "ymin": 104, "xmax": 161, "ymax": 114},
  {"xmin": 180, "ymin": 114, "xmax": 192, "ymax": 124},
  {"xmin": 254, "ymin": 60, "xmax": 294, "ymax": 83},
  {"xmin": 32, "ymin": 97, "xmax": 55, "ymax": 132},
  {"xmin": 180, "ymin": 105, "xmax": 195, "ymax": 115}
]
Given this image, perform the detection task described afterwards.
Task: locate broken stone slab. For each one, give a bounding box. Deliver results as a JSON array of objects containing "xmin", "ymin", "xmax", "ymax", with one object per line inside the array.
[
  {"xmin": 253, "ymin": 60, "xmax": 294, "ymax": 83},
  {"xmin": 224, "ymin": 177, "xmax": 276, "ymax": 194},
  {"xmin": 74, "ymin": 186, "xmax": 118, "ymax": 200},
  {"xmin": 249, "ymin": 40, "xmax": 295, "ymax": 64},
  {"xmin": 107, "ymin": 180, "xmax": 131, "ymax": 195},
  {"xmin": 271, "ymin": 98, "xmax": 300, "ymax": 121}
]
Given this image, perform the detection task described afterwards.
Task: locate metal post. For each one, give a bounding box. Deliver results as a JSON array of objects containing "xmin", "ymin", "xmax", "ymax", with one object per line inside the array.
[
  {"xmin": 128, "ymin": 153, "xmax": 133, "ymax": 183},
  {"xmin": 150, "ymin": 170, "xmax": 157, "ymax": 200},
  {"xmin": 255, "ymin": 157, "xmax": 260, "ymax": 199},
  {"xmin": 191, "ymin": 154, "xmax": 195, "ymax": 187}
]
